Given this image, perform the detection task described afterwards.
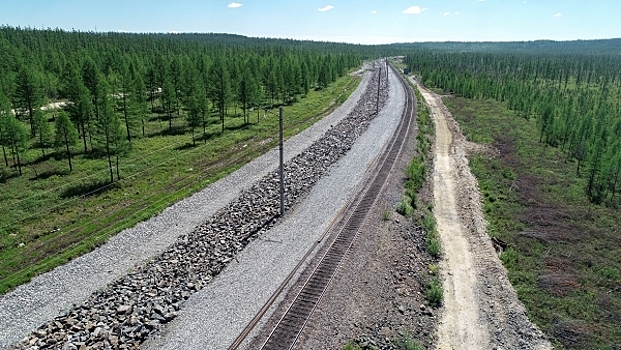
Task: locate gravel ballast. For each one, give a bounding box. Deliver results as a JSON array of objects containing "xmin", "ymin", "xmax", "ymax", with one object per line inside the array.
[
  {"xmin": 143, "ymin": 66, "xmax": 404, "ymax": 350},
  {"xmin": 0, "ymin": 67, "xmax": 371, "ymax": 350}
]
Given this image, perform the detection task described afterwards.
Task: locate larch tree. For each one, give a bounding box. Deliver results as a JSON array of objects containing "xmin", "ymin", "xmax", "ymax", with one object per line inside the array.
[
  {"xmin": 208, "ymin": 56, "xmax": 232, "ymax": 133},
  {"xmin": 14, "ymin": 66, "xmax": 43, "ymax": 136},
  {"xmin": 117, "ymin": 58, "xmax": 139, "ymax": 143},
  {"xmin": 95, "ymin": 79, "xmax": 128, "ymax": 182},
  {"xmin": 0, "ymin": 87, "xmax": 12, "ymax": 167},
  {"xmin": 239, "ymin": 67, "xmax": 260, "ymax": 125},
  {"xmin": 4, "ymin": 115, "xmax": 28, "ymax": 175},
  {"xmin": 54, "ymin": 111, "xmax": 79, "ymax": 171},
  {"xmin": 160, "ymin": 77, "xmax": 176, "ymax": 132},
  {"xmin": 186, "ymin": 82, "xmax": 204, "ymax": 146},
  {"xmin": 33, "ymin": 109, "xmax": 52, "ymax": 158}
]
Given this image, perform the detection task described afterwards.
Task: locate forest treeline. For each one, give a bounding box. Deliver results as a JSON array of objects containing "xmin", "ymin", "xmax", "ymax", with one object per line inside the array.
[
  {"xmin": 0, "ymin": 26, "xmax": 361, "ymax": 181},
  {"xmin": 390, "ymin": 38, "xmax": 621, "ymax": 54},
  {"xmin": 406, "ymin": 50, "xmax": 621, "ymax": 204}
]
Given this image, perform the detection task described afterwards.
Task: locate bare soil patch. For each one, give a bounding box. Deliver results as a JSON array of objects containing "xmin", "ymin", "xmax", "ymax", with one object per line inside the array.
[
  {"xmin": 292, "ymin": 100, "xmax": 439, "ymax": 350},
  {"xmin": 418, "ymin": 85, "xmax": 552, "ymax": 350}
]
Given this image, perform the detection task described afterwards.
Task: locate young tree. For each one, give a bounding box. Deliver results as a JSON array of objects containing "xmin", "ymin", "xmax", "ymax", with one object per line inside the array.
[
  {"xmin": 117, "ymin": 58, "xmax": 139, "ymax": 142},
  {"xmin": 160, "ymin": 78, "xmax": 176, "ymax": 132},
  {"xmin": 208, "ymin": 56, "xmax": 232, "ymax": 133},
  {"xmin": 4, "ymin": 115, "xmax": 28, "ymax": 175},
  {"xmin": 14, "ymin": 66, "xmax": 43, "ymax": 136},
  {"xmin": 238, "ymin": 67, "xmax": 260, "ymax": 125},
  {"xmin": 133, "ymin": 74, "xmax": 149, "ymax": 137},
  {"xmin": 63, "ymin": 62, "xmax": 93, "ymax": 153},
  {"xmin": 54, "ymin": 111, "xmax": 79, "ymax": 171},
  {"xmin": 0, "ymin": 87, "xmax": 12, "ymax": 166},
  {"xmin": 33, "ymin": 109, "xmax": 52, "ymax": 158},
  {"xmin": 95, "ymin": 80, "xmax": 128, "ymax": 182},
  {"xmin": 186, "ymin": 83, "xmax": 203, "ymax": 146}
]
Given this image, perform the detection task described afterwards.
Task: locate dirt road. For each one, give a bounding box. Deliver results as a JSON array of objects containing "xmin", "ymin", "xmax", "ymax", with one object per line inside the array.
[{"xmin": 417, "ymin": 83, "xmax": 552, "ymax": 350}]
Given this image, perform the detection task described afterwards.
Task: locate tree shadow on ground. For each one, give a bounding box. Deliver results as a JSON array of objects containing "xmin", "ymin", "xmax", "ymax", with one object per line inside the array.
[
  {"xmin": 0, "ymin": 169, "xmax": 20, "ymax": 183},
  {"xmin": 60, "ymin": 179, "xmax": 118, "ymax": 199},
  {"xmin": 225, "ymin": 122, "xmax": 251, "ymax": 132},
  {"xmin": 175, "ymin": 142, "xmax": 199, "ymax": 151},
  {"xmin": 150, "ymin": 126, "xmax": 187, "ymax": 137},
  {"xmin": 29, "ymin": 168, "xmax": 69, "ymax": 181}
]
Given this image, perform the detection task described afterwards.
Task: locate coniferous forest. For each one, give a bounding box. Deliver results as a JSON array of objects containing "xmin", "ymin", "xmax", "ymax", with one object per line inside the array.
[
  {"xmin": 0, "ymin": 26, "xmax": 359, "ymax": 179},
  {"xmin": 406, "ymin": 45, "xmax": 621, "ymax": 348},
  {"xmin": 0, "ymin": 26, "xmax": 363, "ymax": 291},
  {"xmin": 407, "ymin": 50, "xmax": 621, "ymax": 205},
  {"xmin": 3, "ymin": 25, "xmax": 621, "ymax": 348}
]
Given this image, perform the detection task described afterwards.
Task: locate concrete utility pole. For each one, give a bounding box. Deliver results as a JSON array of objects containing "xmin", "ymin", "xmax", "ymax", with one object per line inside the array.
[
  {"xmin": 279, "ymin": 107, "xmax": 284, "ymax": 217},
  {"xmin": 376, "ymin": 63, "xmax": 382, "ymax": 116}
]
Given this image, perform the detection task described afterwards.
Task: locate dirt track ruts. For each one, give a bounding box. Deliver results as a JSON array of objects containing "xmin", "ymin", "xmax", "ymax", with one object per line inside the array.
[{"xmin": 416, "ymin": 81, "xmax": 553, "ymax": 350}]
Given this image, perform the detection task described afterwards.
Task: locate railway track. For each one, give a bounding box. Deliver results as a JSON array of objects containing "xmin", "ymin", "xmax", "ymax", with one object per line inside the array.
[{"xmin": 229, "ymin": 62, "xmax": 416, "ymax": 350}]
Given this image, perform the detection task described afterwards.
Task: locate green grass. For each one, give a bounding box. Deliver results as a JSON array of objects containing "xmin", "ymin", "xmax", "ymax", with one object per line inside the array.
[
  {"xmin": 0, "ymin": 74, "xmax": 359, "ymax": 294},
  {"xmin": 426, "ymin": 276, "xmax": 444, "ymax": 307},
  {"xmin": 343, "ymin": 343, "xmax": 362, "ymax": 350},
  {"xmin": 444, "ymin": 96, "xmax": 621, "ymax": 349},
  {"xmin": 396, "ymin": 196, "xmax": 414, "ymax": 217},
  {"xmin": 381, "ymin": 207, "xmax": 391, "ymax": 221},
  {"xmin": 395, "ymin": 331, "xmax": 424, "ymax": 350}
]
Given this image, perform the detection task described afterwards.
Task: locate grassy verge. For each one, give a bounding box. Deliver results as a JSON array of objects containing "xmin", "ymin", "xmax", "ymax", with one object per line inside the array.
[
  {"xmin": 0, "ymin": 74, "xmax": 359, "ymax": 294},
  {"xmin": 444, "ymin": 96, "xmax": 621, "ymax": 349},
  {"xmin": 401, "ymin": 75, "xmax": 443, "ymax": 310}
]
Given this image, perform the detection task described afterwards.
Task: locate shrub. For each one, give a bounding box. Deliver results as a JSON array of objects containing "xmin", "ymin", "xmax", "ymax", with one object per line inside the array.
[
  {"xmin": 426, "ymin": 234, "xmax": 440, "ymax": 258},
  {"xmin": 395, "ymin": 331, "xmax": 424, "ymax": 350},
  {"xmin": 426, "ymin": 277, "xmax": 444, "ymax": 307},
  {"xmin": 396, "ymin": 196, "xmax": 414, "ymax": 217}
]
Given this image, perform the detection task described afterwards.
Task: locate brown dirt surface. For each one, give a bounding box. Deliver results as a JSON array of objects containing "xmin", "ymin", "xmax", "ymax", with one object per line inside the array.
[
  {"xmin": 291, "ymin": 97, "xmax": 440, "ymax": 350},
  {"xmin": 417, "ymin": 84, "xmax": 553, "ymax": 350}
]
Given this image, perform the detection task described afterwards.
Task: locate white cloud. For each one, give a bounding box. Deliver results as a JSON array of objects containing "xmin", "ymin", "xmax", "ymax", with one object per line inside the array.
[
  {"xmin": 318, "ymin": 5, "xmax": 334, "ymax": 12},
  {"xmin": 444, "ymin": 12, "xmax": 450, "ymax": 16},
  {"xmin": 371, "ymin": 10, "xmax": 377, "ymax": 15},
  {"xmin": 227, "ymin": 2, "xmax": 242, "ymax": 8},
  {"xmin": 455, "ymin": 11, "xmax": 460, "ymax": 15},
  {"xmin": 403, "ymin": 6, "xmax": 427, "ymax": 15},
  {"xmin": 554, "ymin": 12, "xmax": 562, "ymax": 17}
]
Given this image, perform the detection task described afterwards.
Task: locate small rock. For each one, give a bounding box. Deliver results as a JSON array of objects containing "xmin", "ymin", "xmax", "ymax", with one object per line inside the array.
[{"xmin": 117, "ymin": 305, "xmax": 132, "ymax": 314}]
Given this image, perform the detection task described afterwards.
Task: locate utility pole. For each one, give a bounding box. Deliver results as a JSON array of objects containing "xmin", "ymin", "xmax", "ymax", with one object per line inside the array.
[
  {"xmin": 279, "ymin": 107, "xmax": 284, "ymax": 216},
  {"xmin": 376, "ymin": 63, "xmax": 382, "ymax": 116}
]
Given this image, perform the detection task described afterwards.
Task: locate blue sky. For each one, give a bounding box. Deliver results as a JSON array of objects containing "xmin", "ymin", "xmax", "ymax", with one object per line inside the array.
[{"xmin": 1, "ymin": 0, "xmax": 620, "ymax": 44}]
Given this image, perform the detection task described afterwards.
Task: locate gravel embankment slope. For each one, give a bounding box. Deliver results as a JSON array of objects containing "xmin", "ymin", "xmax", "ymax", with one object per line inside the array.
[
  {"xmin": 143, "ymin": 65, "xmax": 404, "ymax": 350},
  {"xmin": 0, "ymin": 68, "xmax": 371, "ymax": 349}
]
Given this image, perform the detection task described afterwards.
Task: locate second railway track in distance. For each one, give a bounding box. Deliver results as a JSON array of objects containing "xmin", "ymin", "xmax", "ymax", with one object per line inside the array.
[{"xmin": 229, "ymin": 63, "xmax": 416, "ymax": 350}]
